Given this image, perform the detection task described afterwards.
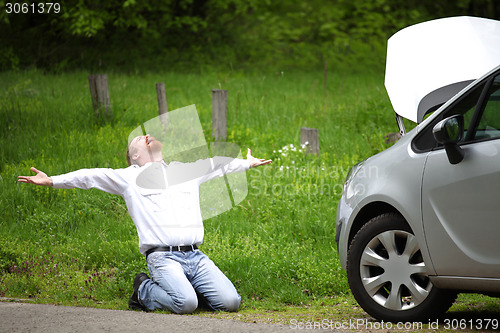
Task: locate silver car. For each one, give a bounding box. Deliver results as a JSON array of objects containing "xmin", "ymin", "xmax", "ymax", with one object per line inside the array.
[{"xmin": 336, "ymin": 17, "xmax": 500, "ymax": 322}]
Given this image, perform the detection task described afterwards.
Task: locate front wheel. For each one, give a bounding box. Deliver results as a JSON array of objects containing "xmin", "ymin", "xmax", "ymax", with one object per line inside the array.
[{"xmin": 346, "ymin": 213, "xmax": 456, "ymax": 322}]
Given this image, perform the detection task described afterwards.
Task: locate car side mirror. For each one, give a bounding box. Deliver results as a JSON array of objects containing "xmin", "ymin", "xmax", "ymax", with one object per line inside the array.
[{"xmin": 432, "ymin": 115, "xmax": 465, "ymax": 165}]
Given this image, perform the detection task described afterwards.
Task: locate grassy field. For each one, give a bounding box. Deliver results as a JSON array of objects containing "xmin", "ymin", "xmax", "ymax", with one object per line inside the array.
[{"xmin": 1, "ymin": 68, "xmax": 498, "ymax": 331}]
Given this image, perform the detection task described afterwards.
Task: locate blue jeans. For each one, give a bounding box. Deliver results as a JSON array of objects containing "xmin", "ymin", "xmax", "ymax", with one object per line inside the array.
[{"xmin": 137, "ymin": 249, "xmax": 240, "ymax": 314}]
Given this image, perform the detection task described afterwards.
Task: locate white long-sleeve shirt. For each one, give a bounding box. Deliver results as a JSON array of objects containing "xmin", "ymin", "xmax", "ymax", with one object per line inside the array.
[{"xmin": 51, "ymin": 157, "xmax": 250, "ymax": 255}]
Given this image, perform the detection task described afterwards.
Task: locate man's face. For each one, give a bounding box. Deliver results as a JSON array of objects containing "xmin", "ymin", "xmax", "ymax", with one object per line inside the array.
[{"xmin": 129, "ymin": 134, "xmax": 163, "ymax": 165}]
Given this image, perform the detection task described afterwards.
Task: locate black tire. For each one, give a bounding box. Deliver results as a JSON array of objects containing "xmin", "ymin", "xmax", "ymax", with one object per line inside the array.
[{"xmin": 346, "ymin": 213, "xmax": 457, "ymax": 322}]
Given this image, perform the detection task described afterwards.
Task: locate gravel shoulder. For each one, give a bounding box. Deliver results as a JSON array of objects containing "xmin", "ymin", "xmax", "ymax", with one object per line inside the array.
[{"xmin": 0, "ymin": 301, "xmax": 307, "ymax": 333}]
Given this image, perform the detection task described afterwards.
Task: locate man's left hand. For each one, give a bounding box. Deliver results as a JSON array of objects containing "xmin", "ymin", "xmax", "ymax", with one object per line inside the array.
[{"xmin": 246, "ymin": 149, "xmax": 272, "ymax": 168}]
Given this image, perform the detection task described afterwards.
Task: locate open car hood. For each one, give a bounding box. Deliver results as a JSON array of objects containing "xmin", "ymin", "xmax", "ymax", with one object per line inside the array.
[{"xmin": 385, "ymin": 16, "xmax": 500, "ymax": 124}]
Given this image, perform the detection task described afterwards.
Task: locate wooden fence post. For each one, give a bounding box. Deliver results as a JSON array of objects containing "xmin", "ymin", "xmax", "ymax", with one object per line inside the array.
[
  {"xmin": 156, "ymin": 82, "xmax": 168, "ymax": 115},
  {"xmin": 301, "ymin": 127, "xmax": 319, "ymax": 155},
  {"xmin": 212, "ymin": 89, "xmax": 228, "ymax": 140},
  {"xmin": 88, "ymin": 74, "xmax": 111, "ymax": 117}
]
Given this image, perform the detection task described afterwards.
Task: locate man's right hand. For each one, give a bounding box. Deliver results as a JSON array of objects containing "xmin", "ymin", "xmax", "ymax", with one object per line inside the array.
[{"xmin": 18, "ymin": 167, "xmax": 53, "ymax": 187}]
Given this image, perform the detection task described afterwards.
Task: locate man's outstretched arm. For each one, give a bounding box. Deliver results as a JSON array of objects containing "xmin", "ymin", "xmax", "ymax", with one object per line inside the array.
[
  {"xmin": 19, "ymin": 166, "xmax": 128, "ymax": 196},
  {"xmin": 18, "ymin": 167, "xmax": 53, "ymax": 186}
]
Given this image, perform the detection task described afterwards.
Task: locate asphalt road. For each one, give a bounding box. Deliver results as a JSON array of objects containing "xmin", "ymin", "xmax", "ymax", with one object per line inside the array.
[{"xmin": 0, "ymin": 301, "xmax": 300, "ymax": 333}]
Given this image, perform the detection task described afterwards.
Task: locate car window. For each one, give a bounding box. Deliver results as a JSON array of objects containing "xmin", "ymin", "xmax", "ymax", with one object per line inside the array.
[
  {"xmin": 468, "ymin": 75, "xmax": 500, "ymax": 141},
  {"xmin": 454, "ymin": 89, "xmax": 479, "ymax": 142},
  {"xmin": 412, "ymin": 81, "xmax": 486, "ymax": 152}
]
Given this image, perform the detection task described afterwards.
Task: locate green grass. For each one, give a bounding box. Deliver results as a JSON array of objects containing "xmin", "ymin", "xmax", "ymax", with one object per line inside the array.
[{"xmin": 0, "ymin": 68, "xmax": 498, "ymax": 329}]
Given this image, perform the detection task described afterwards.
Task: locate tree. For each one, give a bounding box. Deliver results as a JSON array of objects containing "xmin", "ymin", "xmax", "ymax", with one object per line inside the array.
[{"xmin": 1, "ymin": 0, "xmax": 498, "ymax": 71}]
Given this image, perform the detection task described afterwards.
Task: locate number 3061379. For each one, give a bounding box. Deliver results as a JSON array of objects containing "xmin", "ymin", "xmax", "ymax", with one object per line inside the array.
[{"xmin": 5, "ymin": 3, "xmax": 61, "ymax": 14}]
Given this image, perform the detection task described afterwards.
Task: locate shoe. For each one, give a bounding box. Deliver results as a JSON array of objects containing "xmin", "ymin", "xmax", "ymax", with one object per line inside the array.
[{"xmin": 128, "ymin": 273, "xmax": 149, "ymax": 311}]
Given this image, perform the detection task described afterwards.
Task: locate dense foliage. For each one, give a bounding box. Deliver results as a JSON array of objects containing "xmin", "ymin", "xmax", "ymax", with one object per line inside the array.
[{"xmin": 1, "ymin": 0, "xmax": 499, "ymax": 71}]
